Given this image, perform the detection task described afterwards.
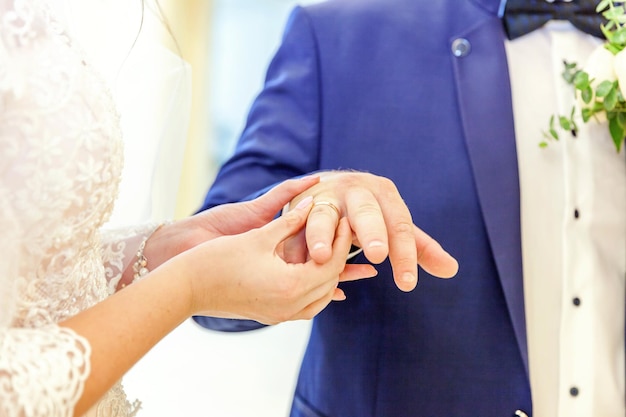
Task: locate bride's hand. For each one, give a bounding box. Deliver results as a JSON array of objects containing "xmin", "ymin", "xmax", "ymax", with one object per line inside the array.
[
  {"xmin": 166, "ymin": 198, "xmax": 377, "ymax": 324},
  {"xmin": 142, "ymin": 176, "xmax": 322, "ymax": 269}
]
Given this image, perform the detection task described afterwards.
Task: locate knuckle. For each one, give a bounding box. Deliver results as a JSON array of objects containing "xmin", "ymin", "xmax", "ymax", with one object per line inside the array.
[
  {"xmin": 284, "ymin": 210, "xmax": 305, "ymax": 226},
  {"xmin": 393, "ymin": 253, "xmax": 416, "ymax": 268},
  {"xmin": 377, "ymin": 175, "xmax": 396, "ymax": 191},
  {"xmin": 391, "ymin": 220, "xmax": 414, "ymax": 236},
  {"xmin": 416, "ymin": 237, "xmax": 437, "ymax": 260},
  {"xmin": 355, "ymin": 201, "xmax": 382, "ymax": 218},
  {"xmin": 310, "ymin": 205, "xmax": 338, "ymax": 219}
]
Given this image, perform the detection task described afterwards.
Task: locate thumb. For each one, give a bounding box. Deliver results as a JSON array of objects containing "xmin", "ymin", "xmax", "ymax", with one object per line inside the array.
[
  {"xmin": 248, "ymin": 176, "xmax": 320, "ymax": 219},
  {"xmin": 261, "ymin": 196, "xmax": 314, "ymax": 246},
  {"xmin": 329, "ymin": 216, "xmax": 353, "ymax": 263}
]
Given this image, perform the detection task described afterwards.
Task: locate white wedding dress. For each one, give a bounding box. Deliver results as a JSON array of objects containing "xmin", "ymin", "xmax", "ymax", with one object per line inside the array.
[{"xmin": 0, "ymin": 0, "xmax": 166, "ymax": 415}]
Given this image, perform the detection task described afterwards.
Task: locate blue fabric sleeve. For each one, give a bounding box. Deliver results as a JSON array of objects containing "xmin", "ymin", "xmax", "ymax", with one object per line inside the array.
[{"xmin": 193, "ymin": 6, "xmax": 322, "ymax": 332}]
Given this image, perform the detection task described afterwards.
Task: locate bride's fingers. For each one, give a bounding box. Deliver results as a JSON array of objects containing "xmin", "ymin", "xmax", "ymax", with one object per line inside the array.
[
  {"xmin": 294, "ymin": 218, "xmax": 356, "ymax": 300},
  {"xmin": 247, "ymin": 176, "xmax": 320, "ymax": 219},
  {"xmin": 278, "ymin": 217, "xmax": 356, "ymax": 319},
  {"xmin": 323, "ymin": 217, "xmax": 354, "ymax": 269},
  {"xmin": 280, "ymin": 229, "xmax": 309, "ymax": 264},
  {"xmin": 304, "ymin": 265, "xmax": 376, "ymax": 306},
  {"xmin": 300, "ymin": 265, "xmax": 376, "ymax": 310},
  {"xmin": 259, "ymin": 196, "xmax": 313, "ymax": 247}
]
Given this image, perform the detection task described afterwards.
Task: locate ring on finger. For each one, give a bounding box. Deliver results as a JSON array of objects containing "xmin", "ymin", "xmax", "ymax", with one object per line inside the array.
[{"xmin": 312, "ymin": 200, "xmax": 341, "ymax": 217}]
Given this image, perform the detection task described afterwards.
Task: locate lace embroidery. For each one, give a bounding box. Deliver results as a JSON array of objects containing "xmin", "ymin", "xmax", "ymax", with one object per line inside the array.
[
  {"xmin": 100, "ymin": 223, "xmax": 161, "ymax": 295},
  {"xmin": 0, "ymin": 326, "xmax": 91, "ymax": 417},
  {"xmin": 0, "ymin": 0, "xmax": 142, "ymax": 415}
]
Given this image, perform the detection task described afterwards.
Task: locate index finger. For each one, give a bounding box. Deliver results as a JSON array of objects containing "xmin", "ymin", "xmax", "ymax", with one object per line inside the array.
[{"xmin": 376, "ymin": 180, "xmax": 458, "ymax": 290}]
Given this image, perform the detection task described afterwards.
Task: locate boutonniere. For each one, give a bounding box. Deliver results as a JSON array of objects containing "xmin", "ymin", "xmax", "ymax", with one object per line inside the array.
[{"xmin": 542, "ymin": 0, "xmax": 626, "ymax": 152}]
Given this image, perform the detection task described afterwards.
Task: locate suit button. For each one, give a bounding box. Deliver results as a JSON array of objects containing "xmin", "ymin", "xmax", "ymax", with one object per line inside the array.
[
  {"xmin": 514, "ymin": 410, "xmax": 529, "ymax": 417},
  {"xmin": 451, "ymin": 38, "xmax": 471, "ymax": 57}
]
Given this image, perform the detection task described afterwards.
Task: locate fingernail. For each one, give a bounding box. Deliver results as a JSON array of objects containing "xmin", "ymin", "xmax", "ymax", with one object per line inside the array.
[
  {"xmin": 295, "ymin": 196, "xmax": 313, "ymax": 210},
  {"xmin": 402, "ymin": 272, "xmax": 416, "ymax": 283},
  {"xmin": 300, "ymin": 174, "xmax": 320, "ymax": 181},
  {"xmin": 312, "ymin": 242, "xmax": 327, "ymax": 251}
]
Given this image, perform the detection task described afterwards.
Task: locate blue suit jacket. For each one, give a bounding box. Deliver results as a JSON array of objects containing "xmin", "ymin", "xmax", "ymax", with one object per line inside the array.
[{"xmin": 195, "ymin": 0, "xmax": 533, "ymax": 415}]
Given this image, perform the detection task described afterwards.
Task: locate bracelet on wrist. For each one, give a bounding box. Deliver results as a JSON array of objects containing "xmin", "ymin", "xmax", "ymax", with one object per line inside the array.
[
  {"xmin": 132, "ymin": 236, "xmax": 150, "ymax": 281},
  {"xmin": 131, "ymin": 222, "xmax": 169, "ymax": 283}
]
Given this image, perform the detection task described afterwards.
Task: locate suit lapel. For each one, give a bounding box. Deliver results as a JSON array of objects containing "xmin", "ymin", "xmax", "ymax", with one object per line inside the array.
[{"xmin": 451, "ymin": 13, "xmax": 528, "ymax": 374}]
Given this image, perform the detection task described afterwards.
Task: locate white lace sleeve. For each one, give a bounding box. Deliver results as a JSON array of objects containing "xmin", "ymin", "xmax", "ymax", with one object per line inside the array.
[
  {"xmin": 100, "ymin": 223, "xmax": 162, "ymax": 295},
  {"xmin": 0, "ymin": 0, "xmax": 126, "ymax": 414},
  {"xmin": 0, "ymin": 327, "xmax": 91, "ymax": 417},
  {"xmin": 0, "ymin": 3, "xmax": 92, "ymax": 415},
  {"xmin": 0, "ymin": 193, "xmax": 92, "ymax": 417}
]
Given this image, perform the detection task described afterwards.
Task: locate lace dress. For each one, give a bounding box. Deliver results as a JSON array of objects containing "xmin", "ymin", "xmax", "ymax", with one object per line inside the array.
[{"xmin": 0, "ymin": 0, "xmax": 157, "ymax": 415}]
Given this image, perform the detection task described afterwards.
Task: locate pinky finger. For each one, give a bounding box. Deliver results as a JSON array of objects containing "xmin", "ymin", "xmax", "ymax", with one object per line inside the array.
[
  {"xmin": 339, "ymin": 263, "xmax": 378, "ymax": 283},
  {"xmin": 332, "ymin": 287, "xmax": 346, "ymax": 301}
]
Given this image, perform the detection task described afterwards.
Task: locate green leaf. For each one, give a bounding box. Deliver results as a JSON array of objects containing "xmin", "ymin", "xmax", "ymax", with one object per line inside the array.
[
  {"xmin": 581, "ymin": 86, "xmax": 593, "ymax": 104},
  {"xmin": 564, "ymin": 61, "xmax": 577, "ymax": 70},
  {"xmin": 539, "ymin": 141, "xmax": 548, "ymax": 148},
  {"xmin": 597, "ymin": 0, "xmax": 611, "ymax": 13},
  {"xmin": 605, "ymin": 42, "xmax": 623, "ymax": 55},
  {"xmin": 605, "ymin": 86, "xmax": 618, "ymax": 111},
  {"xmin": 609, "ymin": 115, "xmax": 624, "ymax": 151},
  {"xmin": 542, "ymin": 129, "xmax": 558, "ymax": 141},
  {"xmin": 573, "ymin": 71, "xmax": 590, "ymax": 90},
  {"xmin": 545, "ymin": 115, "xmax": 559, "ymax": 140},
  {"xmin": 605, "ymin": 6, "xmax": 625, "ymax": 21},
  {"xmin": 618, "ymin": 111, "xmax": 626, "ymax": 129},
  {"xmin": 603, "ymin": 21, "xmax": 616, "ymax": 38},
  {"xmin": 569, "ymin": 106, "xmax": 578, "ymax": 136},
  {"xmin": 581, "ymin": 107, "xmax": 593, "ymax": 123},
  {"xmin": 613, "ymin": 28, "xmax": 626, "ymax": 45},
  {"xmin": 596, "ymin": 80, "xmax": 614, "ymax": 97},
  {"xmin": 559, "ymin": 116, "xmax": 572, "ymax": 130},
  {"xmin": 593, "ymin": 101, "xmax": 605, "ymax": 112}
]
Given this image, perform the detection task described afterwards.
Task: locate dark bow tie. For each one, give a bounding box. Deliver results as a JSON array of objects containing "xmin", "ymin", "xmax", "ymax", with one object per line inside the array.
[{"xmin": 503, "ymin": 0, "xmax": 607, "ymax": 40}]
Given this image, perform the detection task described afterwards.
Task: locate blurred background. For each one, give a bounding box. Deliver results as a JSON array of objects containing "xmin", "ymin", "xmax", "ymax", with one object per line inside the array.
[{"xmin": 56, "ymin": 0, "xmax": 323, "ymax": 415}]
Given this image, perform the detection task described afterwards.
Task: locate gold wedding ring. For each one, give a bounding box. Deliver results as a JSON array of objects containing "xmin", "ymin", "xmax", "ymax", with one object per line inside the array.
[{"xmin": 312, "ymin": 200, "xmax": 341, "ymax": 217}]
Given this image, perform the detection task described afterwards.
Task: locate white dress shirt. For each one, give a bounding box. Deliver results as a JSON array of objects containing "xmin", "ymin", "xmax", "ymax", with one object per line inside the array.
[{"xmin": 505, "ymin": 21, "xmax": 626, "ymax": 417}]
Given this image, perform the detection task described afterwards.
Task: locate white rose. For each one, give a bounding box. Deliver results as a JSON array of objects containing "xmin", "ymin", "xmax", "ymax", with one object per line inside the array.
[
  {"xmin": 614, "ymin": 48, "xmax": 626, "ymax": 98},
  {"xmin": 586, "ymin": 44, "xmax": 617, "ymax": 84}
]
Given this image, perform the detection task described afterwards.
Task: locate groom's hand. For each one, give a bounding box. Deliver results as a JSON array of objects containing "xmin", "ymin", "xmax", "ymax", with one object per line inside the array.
[{"xmin": 285, "ymin": 171, "xmax": 458, "ymax": 292}]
